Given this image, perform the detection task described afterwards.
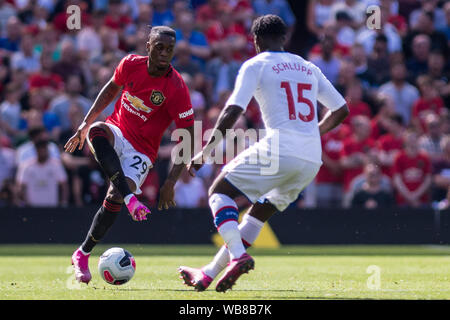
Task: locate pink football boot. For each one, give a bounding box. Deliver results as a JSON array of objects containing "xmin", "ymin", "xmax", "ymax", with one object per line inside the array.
[
  {"xmin": 126, "ymin": 195, "xmax": 150, "ymax": 221},
  {"xmin": 71, "ymin": 248, "xmax": 92, "ymax": 284},
  {"xmin": 178, "ymin": 266, "xmax": 213, "ymax": 292},
  {"xmin": 215, "ymin": 253, "xmax": 254, "ymax": 293}
]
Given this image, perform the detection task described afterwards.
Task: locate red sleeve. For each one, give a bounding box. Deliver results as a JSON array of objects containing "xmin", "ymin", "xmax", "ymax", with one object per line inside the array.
[
  {"xmin": 169, "ymin": 77, "xmax": 194, "ymax": 129},
  {"xmin": 113, "ymin": 55, "xmax": 130, "ymax": 87}
]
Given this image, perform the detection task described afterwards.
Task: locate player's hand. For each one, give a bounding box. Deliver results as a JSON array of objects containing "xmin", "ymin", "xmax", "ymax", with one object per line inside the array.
[
  {"xmin": 158, "ymin": 180, "xmax": 176, "ymax": 210},
  {"xmin": 64, "ymin": 122, "xmax": 90, "ymax": 153},
  {"xmin": 188, "ymin": 152, "xmax": 204, "ymax": 177}
]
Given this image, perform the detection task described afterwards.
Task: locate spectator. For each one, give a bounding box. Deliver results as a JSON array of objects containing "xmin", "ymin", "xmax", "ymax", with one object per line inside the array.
[
  {"xmin": 314, "ymin": 108, "xmax": 350, "ymax": 208},
  {"xmin": 351, "ymin": 42, "xmax": 376, "ymax": 89},
  {"xmin": 49, "ymin": 74, "xmax": 92, "ymax": 131},
  {"xmin": 379, "ymin": 62, "xmax": 420, "ymax": 125},
  {"xmin": 419, "ymin": 113, "xmax": 444, "ymax": 163},
  {"xmin": 0, "ymin": 142, "xmax": 15, "ymax": 206},
  {"xmin": 175, "ymin": 10, "xmax": 211, "ymax": 64},
  {"xmin": 351, "ymin": 162, "xmax": 394, "ymax": 209},
  {"xmin": 334, "ymin": 59, "xmax": 357, "ymax": 94},
  {"xmin": 309, "ymin": 22, "xmax": 351, "ymax": 60},
  {"xmin": 431, "ymin": 135, "xmax": 450, "ymax": 203},
  {"xmin": 52, "ymin": 40, "xmax": 89, "ymax": 84},
  {"xmin": 174, "ymin": 168, "xmax": 207, "ymax": 208},
  {"xmin": 367, "ymin": 34, "xmax": 391, "ymax": 87},
  {"xmin": 172, "ymin": 41, "xmax": 202, "ymax": 77},
  {"xmin": 0, "ymin": 84, "xmax": 24, "ymax": 141},
  {"xmin": 20, "ymin": 89, "xmax": 61, "ymax": 140},
  {"xmin": 376, "ymin": 114, "xmax": 404, "ymax": 177},
  {"xmin": 370, "ymin": 93, "xmax": 397, "ymax": 140},
  {"xmin": 427, "ymin": 50, "xmax": 450, "ymax": 108},
  {"xmin": 442, "ymin": 2, "xmax": 450, "ymax": 41},
  {"xmin": 411, "ymin": 75, "xmax": 446, "ymax": 134},
  {"xmin": 406, "ymin": 34, "xmax": 431, "ymax": 82},
  {"xmin": 15, "ymin": 139, "xmax": 68, "ymax": 207},
  {"xmin": 76, "ymin": 10, "xmax": 105, "ymax": 62},
  {"xmin": 340, "ymin": 115, "xmax": 377, "ymax": 206},
  {"xmin": 409, "ymin": 0, "xmax": 446, "ymax": 32},
  {"xmin": 196, "ymin": 0, "xmax": 230, "ymax": 31},
  {"xmin": 330, "ymin": 0, "xmax": 365, "ymax": 28},
  {"xmin": 306, "ymin": 0, "xmax": 334, "ymax": 40},
  {"xmin": 104, "ymin": 0, "xmax": 132, "ymax": 30},
  {"xmin": 393, "ymin": 131, "xmax": 432, "ymax": 207},
  {"xmin": 403, "ymin": 9, "xmax": 448, "ymax": 59},
  {"xmin": 28, "ymin": 53, "xmax": 64, "ymax": 93},
  {"xmin": 15, "ymin": 126, "xmax": 60, "ymax": 165},
  {"xmin": 181, "ymin": 72, "xmax": 206, "ymax": 119},
  {"xmin": 334, "ymin": 11, "xmax": 355, "ymax": 48},
  {"xmin": 0, "ymin": 0, "xmax": 16, "ymax": 34},
  {"xmin": 10, "ymin": 33, "xmax": 40, "ymax": 73},
  {"xmin": 0, "ymin": 16, "xmax": 22, "ymax": 52},
  {"xmin": 205, "ymin": 6, "xmax": 248, "ymax": 60},
  {"xmin": 205, "ymin": 45, "xmax": 241, "ymax": 103},
  {"xmin": 151, "ymin": 0, "xmax": 174, "ymax": 27},
  {"xmin": 310, "ymin": 34, "xmax": 341, "ymax": 85},
  {"xmin": 59, "ymin": 102, "xmax": 96, "ymax": 206},
  {"xmin": 343, "ymin": 79, "xmax": 372, "ymax": 126}
]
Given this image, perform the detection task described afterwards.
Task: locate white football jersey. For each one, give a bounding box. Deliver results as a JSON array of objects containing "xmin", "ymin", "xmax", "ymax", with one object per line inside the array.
[{"xmin": 225, "ymin": 51, "xmax": 346, "ymax": 164}]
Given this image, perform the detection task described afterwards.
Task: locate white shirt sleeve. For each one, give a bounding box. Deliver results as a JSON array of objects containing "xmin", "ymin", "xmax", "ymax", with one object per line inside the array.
[
  {"xmin": 225, "ymin": 60, "xmax": 260, "ymax": 112},
  {"xmin": 315, "ymin": 65, "xmax": 346, "ymax": 112}
]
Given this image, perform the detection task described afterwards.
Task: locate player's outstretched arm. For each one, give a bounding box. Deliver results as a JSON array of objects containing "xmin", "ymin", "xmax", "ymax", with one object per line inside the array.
[
  {"xmin": 64, "ymin": 78, "xmax": 121, "ymax": 153},
  {"xmin": 318, "ymin": 104, "xmax": 349, "ymax": 136},
  {"xmin": 188, "ymin": 105, "xmax": 244, "ymax": 176}
]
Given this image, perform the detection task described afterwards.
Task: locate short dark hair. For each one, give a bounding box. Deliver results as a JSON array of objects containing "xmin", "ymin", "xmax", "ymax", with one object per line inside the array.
[
  {"xmin": 251, "ymin": 14, "xmax": 287, "ymax": 39},
  {"xmin": 28, "ymin": 126, "xmax": 46, "ymax": 140},
  {"xmin": 149, "ymin": 26, "xmax": 176, "ymax": 40}
]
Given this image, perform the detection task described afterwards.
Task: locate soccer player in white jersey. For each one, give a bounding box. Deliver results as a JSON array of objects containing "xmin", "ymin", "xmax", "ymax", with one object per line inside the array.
[{"xmin": 179, "ymin": 14, "xmax": 349, "ymax": 292}]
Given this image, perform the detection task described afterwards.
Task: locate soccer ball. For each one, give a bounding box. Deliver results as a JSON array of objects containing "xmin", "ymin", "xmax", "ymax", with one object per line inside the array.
[{"xmin": 98, "ymin": 247, "xmax": 136, "ymax": 285}]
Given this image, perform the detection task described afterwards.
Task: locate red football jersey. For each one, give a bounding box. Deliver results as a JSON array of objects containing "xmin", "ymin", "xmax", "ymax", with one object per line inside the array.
[
  {"xmin": 376, "ymin": 133, "xmax": 404, "ymax": 177},
  {"xmin": 106, "ymin": 54, "xmax": 194, "ymax": 163},
  {"xmin": 341, "ymin": 136, "xmax": 376, "ymax": 191},
  {"xmin": 316, "ymin": 124, "xmax": 351, "ymax": 184},
  {"xmin": 412, "ymin": 97, "xmax": 444, "ymax": 132},
  {"xmin": 393, "ymin": 151, "xmax": 431, "ymax": 205}
]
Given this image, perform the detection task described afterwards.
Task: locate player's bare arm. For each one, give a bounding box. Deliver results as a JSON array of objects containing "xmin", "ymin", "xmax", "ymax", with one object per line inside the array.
[
  {"xmin": 318, "ymin": 104, "xmax": 349, "ymax": 136},
  {"xmin": 188, "ymin": 105, "xmax": 244, "ymax": 175},
  {"xmin": 158, "ymin": 125, "xmax": 195, "ymax": 210},
  {"xmin": 64, "ymin": 78, "xmax": 121, "ymax": 153}
]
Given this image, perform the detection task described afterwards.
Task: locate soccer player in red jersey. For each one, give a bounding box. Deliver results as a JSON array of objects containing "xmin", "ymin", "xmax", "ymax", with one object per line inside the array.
[{"xmin": 64, "ymin": 26, "xmax": 195, "ymax": 284}]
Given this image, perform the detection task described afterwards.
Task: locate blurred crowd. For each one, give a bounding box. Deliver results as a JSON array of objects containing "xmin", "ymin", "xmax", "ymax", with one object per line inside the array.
[{"xmin": 0, "ymin": 0, "xmax": 449, "ymax": 211}]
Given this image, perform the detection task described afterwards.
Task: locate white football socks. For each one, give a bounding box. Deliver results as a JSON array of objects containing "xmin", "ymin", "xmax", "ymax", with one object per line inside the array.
[
  {"xmin": 203, "ymin": 214, "xmax": 264, "ymax": 279},
  {"xmin": 209, "ymin": 193, "xmax": 244, "ymax": 260}
]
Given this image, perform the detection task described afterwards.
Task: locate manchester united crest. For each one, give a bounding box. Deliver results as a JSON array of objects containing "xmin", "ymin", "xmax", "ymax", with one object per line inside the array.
[{"xmin": 150, "ymin": 90, "xmax": 165, "ymax": 106}]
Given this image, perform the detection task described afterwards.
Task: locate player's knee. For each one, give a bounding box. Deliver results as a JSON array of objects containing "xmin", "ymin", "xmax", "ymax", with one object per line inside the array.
[
  {"xmin": 106, "ymin": 187, "xmax": 124, "ymax": 204},
  {"xmin": 88, "ymin": 124, "xmax": 109, "ymax": 143}
]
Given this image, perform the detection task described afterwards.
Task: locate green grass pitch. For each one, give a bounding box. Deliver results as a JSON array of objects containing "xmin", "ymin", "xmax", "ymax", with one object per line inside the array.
[{"xmin": 0, "ymin": 245, "xmax": 449, "ymax": 300}]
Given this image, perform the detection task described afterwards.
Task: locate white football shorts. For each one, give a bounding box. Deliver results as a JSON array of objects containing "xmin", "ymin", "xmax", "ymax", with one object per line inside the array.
[
  {"xmin": 222, "ymin": 141, "xmax": 321, "ymax": 212},
  {"xmin": 88, "ymin": 123, "xmax": 152, "ymax": 195}
]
